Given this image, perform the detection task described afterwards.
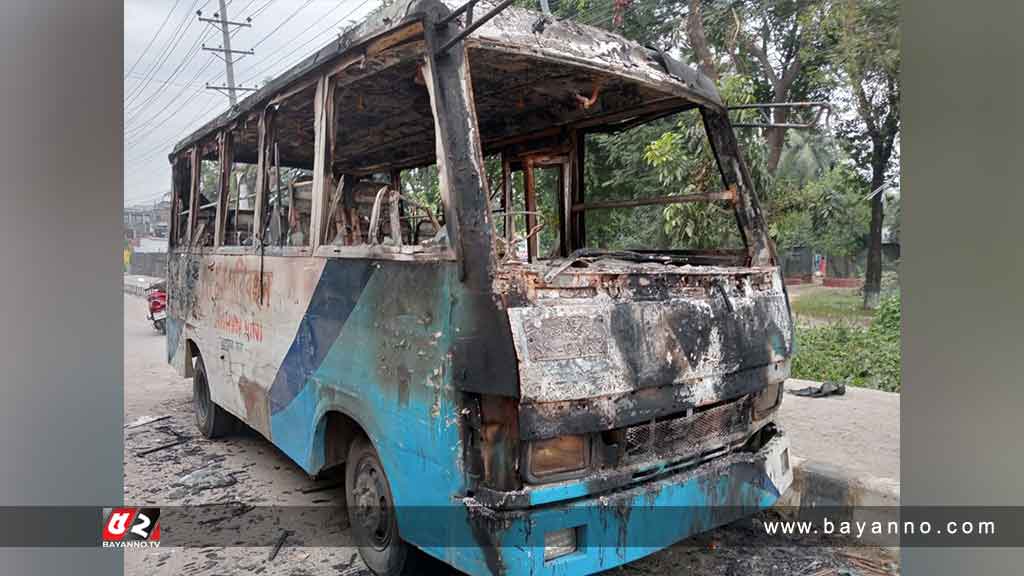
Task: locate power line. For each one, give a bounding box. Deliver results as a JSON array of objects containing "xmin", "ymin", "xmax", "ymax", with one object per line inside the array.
[
  {"xmin": 125, "ymin": 72, "xmax": 224, "ymax": 150},
  {"xmin": 126, "ymin": 0, "xmax": 373, "ymax": 172},
  {"xmin": 248, "ymin": 0, "xmax": 318, "ymax": 51},
  {"xmin": 125, "ymin": 0, "xmax": 204, "ymax": 106},
  {"xmin": 233, "ymin": 0, "xmax": 260, "ymax": 18},
  {"xmin": 124, "ymin": 25, "xmax": 215, "ymax": 123},
  {"xmin": 125, "ymin": 97, "xmax": 224, "ymax": 167},
  {"xmin": 124, "ymin": 57, "xmax": 221, "ymax": 142},
  {"xmin": 246, "ymin": 0, "xmax": 280, "ymax": 20},
  {"xmin": 125, "ymin": 71, "xmax": 212, "ymax": 90},
  {"xmin": 125, "ymin": 0, "xmax": 261, "ymax": 136},
  {"xmin": 124, "ymin": 0, "xmax": 186, "ymax": 80},
  {"xmin": 237, "ymin": 0, "xmax": 373, "ymax": 86}
]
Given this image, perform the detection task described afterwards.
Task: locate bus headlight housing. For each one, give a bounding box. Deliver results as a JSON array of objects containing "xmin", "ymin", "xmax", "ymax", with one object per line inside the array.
[
  {"xmin": 544, "ymin": 527, "xmax": 580, "ymax": 561},
  {"xmin": 526, "ymin": 435, "xmax": 588, "ymax": 481}
]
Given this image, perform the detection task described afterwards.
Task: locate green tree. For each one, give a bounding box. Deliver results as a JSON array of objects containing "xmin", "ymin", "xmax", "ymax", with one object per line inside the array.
[
  {"xmin": 822, "ymin": 0, "xmax": 900, "ymax": 308},
  {"xmin": 805, "ymin": 164, "xmax": 870, "ymax": 258}
]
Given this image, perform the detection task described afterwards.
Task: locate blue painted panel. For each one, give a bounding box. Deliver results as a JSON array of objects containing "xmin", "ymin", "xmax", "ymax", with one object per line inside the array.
[{"xmin": 268, "ymin": 259, "xmax": 375, "ymax": 414}]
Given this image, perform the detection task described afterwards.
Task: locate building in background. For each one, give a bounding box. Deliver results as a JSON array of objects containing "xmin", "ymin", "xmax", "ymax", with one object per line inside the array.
[
  {"xmin": 124, "ymin": 195, "xmax": 171, "ymax": 241},
  {"xmin": 124, "ymin": 193, "xmax": 171, "ymax": 276}
]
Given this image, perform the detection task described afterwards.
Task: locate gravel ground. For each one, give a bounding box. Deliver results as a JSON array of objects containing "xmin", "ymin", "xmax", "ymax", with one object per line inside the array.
[{"xmin": 123, "ymin": 294, "xmax": 897, "ymax": 576}]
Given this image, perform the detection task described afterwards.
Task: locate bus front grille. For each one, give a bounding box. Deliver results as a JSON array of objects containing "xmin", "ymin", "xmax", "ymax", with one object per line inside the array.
[{"xmin": 622, "ymin": 398, "xmax": 751, "ymax": 464}]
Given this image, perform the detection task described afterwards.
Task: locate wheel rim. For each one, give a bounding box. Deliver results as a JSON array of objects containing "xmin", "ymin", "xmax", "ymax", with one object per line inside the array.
[
  {"xmin": 351, "ymin": 455, "xmax": 394, "ymax": 550},
  {"xmin": 194, "ymin": 368, "xmax": 210, "ymax": 424}
]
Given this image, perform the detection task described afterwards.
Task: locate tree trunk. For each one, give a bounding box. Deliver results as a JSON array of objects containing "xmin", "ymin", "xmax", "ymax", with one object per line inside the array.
[
  {"xmin": 687, "ymin": 0, "xmax": 719, "ymax": 82},
  {"xmin": 862, "ymin": 162, "xmax": 885, "ymax": 310},
  {"xmin": 765, "ymin": 105, "xmax": 790, "ymax": 173}
]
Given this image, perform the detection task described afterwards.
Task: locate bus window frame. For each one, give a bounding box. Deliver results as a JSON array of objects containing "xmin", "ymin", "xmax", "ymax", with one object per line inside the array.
[
  {"xmin": 169, "ymin": 151, "xmax": 194, "ymax": 249},
  {"xmin": 312, "ymin": 40, "xmax": 457, "ymax": 263},
  {"xmin": 171, "ymin": 22, "xmax": 462, "ymax": 263}
]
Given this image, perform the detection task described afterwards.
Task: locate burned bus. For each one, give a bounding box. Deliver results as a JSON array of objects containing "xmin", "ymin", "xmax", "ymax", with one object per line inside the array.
[{"xmin": 165, "ymin": 0, "xmax": 794, "ymax": 574}]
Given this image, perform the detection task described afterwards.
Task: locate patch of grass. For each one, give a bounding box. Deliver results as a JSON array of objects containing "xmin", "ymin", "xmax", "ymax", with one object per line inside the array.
[
  {"xmin": 791, "ymin": 295, "xmax": 901, "ymax": 392},
  {"xmin": 789, "ymin": 287, "xmax": 875, "ymax": 323}
]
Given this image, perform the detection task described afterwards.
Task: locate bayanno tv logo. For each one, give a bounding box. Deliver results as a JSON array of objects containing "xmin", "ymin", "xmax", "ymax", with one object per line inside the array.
[{"xmin": 101, "ymin": 507, "xmax": 161, "ymax": 548}]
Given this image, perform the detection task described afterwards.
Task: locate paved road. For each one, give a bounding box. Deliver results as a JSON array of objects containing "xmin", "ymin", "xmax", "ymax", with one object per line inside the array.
[
  {"xmin": 123, "ymin": 294, "xmax": 895, "ymax": 576},
  {"xmin": 781, "ymin": 379, "xmax": 900, "ymax": 485}
]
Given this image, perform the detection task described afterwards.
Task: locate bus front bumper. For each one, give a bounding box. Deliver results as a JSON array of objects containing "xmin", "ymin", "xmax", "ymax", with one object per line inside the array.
[{"xmin": 439, "ymin": 431, "xmax": 792, "ymax": 576}]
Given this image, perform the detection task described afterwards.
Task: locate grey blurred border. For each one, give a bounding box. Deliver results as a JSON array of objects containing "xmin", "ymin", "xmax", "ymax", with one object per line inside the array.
[
  {"xmin": 902, "ymin": 0, "xmax": 1024, "ymax": 574},
  {"xmin": 0, "ymin": 0, "xmax": 123, "ymax": 574}
]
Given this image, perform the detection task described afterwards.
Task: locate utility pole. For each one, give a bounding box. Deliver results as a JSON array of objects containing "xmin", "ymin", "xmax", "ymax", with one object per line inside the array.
[{"xmin": 199, "ymin": 0, "xmax": 256, "ymax": 107}]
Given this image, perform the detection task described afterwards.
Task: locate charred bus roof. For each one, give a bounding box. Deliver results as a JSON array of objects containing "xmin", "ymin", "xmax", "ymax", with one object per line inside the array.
[{"xmin": 170, "ymin": 0, "xmax": 722, "ymax": 163}]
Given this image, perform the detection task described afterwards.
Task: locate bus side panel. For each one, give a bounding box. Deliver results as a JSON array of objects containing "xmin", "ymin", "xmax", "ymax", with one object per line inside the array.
[
  {"xmin": 167, "ymin": 252, "xmax": 200, "ymax": 377},
  {"xmin": 167, "ymin": 251, "xmax": 327, "ymax": 438},
  {"xmin": 266, "ymin": 260, "xmax": 467, "ymax": 507},
  {"xmin": 205, "ymin": 254, "xmax": 325, "ymax": 435}
]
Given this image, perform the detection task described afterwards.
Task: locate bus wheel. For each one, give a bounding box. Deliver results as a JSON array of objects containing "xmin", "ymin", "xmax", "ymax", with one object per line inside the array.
[
  {"xmin": 346, "ymin": 435, "xmax": 412, "ymax": 576},
  {"xmin": 192, "ymin": 354, "xmax": 232, "ymax": 439}
]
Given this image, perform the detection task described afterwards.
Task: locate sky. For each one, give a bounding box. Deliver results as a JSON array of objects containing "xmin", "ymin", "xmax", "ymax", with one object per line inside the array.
[{"xmin": 123, "ymin": 0, "xmax": 380, "ymax": 207}]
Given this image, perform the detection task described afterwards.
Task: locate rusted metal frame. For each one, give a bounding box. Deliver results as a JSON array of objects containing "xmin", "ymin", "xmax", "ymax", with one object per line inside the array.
[
  {"xmin": 467, "ymin": 39, "xmax": 723, "ymax": 111},
  {"xmin": 523, "ymin": 157, "xmax": 538, "ymax": 261},
  {"xmin": 187, "ymin": 146, "xmax": 200, "ymax": 248},
  {"xmin": 329, "ymin": 42, "xmax": 428, "ymax": 93},
  {"xmin": 319, "ymin": 73, "xmax": 343, "ymax": 246},
  {"xmin": 571, "ymin": 97, "xmax": 691, "ymax": 131},
  {"xmin": 341, "ymin": 175, "xmax": 361, "ymax": 245},
  {"xmin": 252, "ymin": 108, "xmax": 269, "ymax": 249},
  {"xmin": 570, "ymin": 188, "xmax": 736, "ymax": 213},
  {"xmin": 389, "ymin": 169, "xmax": 403, "ymax": 246},
  {"xmin": 502, "ymin": 154, "xmax": 513, "ymax": 247},
  {"xmin": 434, "ymin": 0, "xmax": 515, "ymax": 56},
  {"xmin": 558, "ymin": 156, "xmax": 571, "ymax": 258},
  {"xmin": 267, "ymin": 76, "xmax": 320, "ymax": 108},
  {"xmin": 170, "ymin": 154, "xmax": 191, "ymax": 249},
  {"xmin": 214, "ymin": 131, "xmax": 232, "ymax": 247},
  {"xmin": 310, "ymin": 73, "xmax": 331, "ymax": 249},
  {"xmin": 229, "ymin": 137, "xmax": 244, "ymax": 246},
  {"xmin": 286, "ymin": 181, "xmax": 298, "ymax": 244},
  {"xmin": 316, "ymin": 243, "xmax": 456, "ymax": 261},
  {"xmin": 367, "ymin": 185, "xmax": 390, "ymax": 245},
  {"xmin": 422, "ymin": 1, "xmax": 519, "ymax": 401},
  {"xmin": 731, "ymin": 122, "xmax": 825, "ymax": 129},
  {"xmin": 169, "ymin": 15, "xmax": 427, "ymax": 155},
  {"xmin": 338, "ymin": 151, "xmax": 437, "ymax": 177},
  {"xmin": 395, "ymin": 189, "xmax": 442, "ymax": 236},
  {"xmin": 323, "ymin": 177, "xmax": 345, "ymax": 245},
  {"xmin": 474, "ymin": 100, "xmax": 683, "ymax": 160},
  {"xmin": 481, "ymin": 126, "xmax": 562, "ymax": 156},
  {"xmin": 192, "ymin": 138, "xmax": 223, "ymax": 248},
  {"xmin": 701, "ymin": 108, "xmax": 774, "ymax": 266},
  {"xmin": 272, "ymin": 143, "xmax": 285, "ymax": 246},
  {"xmin": 434, "ymin": 0, "xmax": 480, "ymax": 28},
  {"xmin": 571, "ymin": 129, "xmax": 585, "ymax": 250},
  {"xmin": 583, "ymin": 105, "xmax": 690, "ymax": 136},
  {"xmin": 419, "ymin": 57, "xmax": 461, "ymax": 264}
]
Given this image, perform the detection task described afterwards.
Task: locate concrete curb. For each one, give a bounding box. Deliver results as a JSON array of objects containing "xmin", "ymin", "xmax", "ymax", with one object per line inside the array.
[
  {"xmin": 780, "ymin": 456, "xmax": 900, "ymax": 509},
  {"xmin": 776, "ymin": 456, "xmax": 900, "ymax": 548}
]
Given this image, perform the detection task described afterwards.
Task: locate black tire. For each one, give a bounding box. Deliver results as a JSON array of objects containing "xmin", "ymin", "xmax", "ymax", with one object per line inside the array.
[
  {"xmin": 346, "ymin": 435, "xmax": 414, "ymax": 576},
  {"xmin": 192, "ymin": 354, "xmax": 233, "ymax": 439}
]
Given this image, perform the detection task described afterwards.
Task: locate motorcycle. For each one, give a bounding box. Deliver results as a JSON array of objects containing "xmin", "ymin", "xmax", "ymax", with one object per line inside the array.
[{"xmin": 146, "ymin": 280, "xmax": 167, "ymax": 334}]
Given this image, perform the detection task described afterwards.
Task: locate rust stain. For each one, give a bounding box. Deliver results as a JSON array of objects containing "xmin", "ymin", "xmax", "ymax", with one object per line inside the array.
[{"xmin": 239, "ymin": 376, "xmax": 271, "ymax": 437}]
